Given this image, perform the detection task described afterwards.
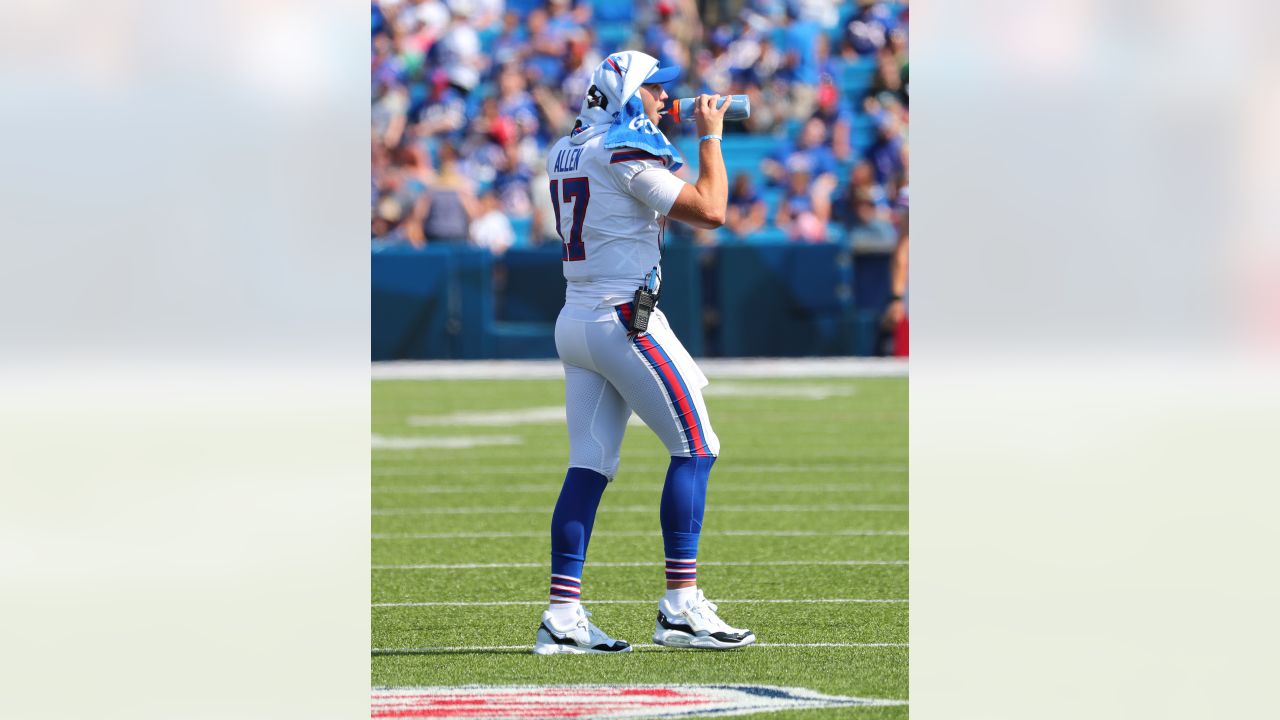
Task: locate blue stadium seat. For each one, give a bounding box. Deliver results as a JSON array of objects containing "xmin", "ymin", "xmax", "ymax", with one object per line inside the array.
[
  {"xmin": 506, "ymin": 0, "xmax": 542, "ymax": 18},
  {"xmin": 839, "ymin": 57, "xmax": 877, "ymax": 99},
  {"xmin": 509, "ymin": 217, "xmax": 533, "ymax": 248},
  {"xmin": 850, "ymin": 114, "xmax": 877, "ymax": 152},
  {"xmin": 596, "ymin": 22, "xmax": 633, "ymax": 52},
  {"xmin": 592, "ymin": 0, "xmax": 634, "ymax": 23}
]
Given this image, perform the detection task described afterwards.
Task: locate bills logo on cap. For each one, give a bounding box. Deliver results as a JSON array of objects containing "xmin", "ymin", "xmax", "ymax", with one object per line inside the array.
[{"xmin": 371, "ymin": 684, "xmax": 906, "ymax": 718}]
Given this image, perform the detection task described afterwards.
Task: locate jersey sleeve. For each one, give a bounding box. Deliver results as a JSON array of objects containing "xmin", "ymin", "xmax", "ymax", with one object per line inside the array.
[{"xmin": 606, "ymin": 151, "xmax": 687, "ymax": 216}]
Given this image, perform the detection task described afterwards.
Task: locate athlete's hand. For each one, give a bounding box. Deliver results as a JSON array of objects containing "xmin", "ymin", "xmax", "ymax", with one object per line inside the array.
[{"xmin": 693, "ymin": 94, "xmax": 728, "ymax": 138}]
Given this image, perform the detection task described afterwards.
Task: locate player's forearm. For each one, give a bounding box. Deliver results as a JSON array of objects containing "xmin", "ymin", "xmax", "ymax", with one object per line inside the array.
[{"xmin": 693, "ymin": 140, "xmax": 728, "ymax": 225}]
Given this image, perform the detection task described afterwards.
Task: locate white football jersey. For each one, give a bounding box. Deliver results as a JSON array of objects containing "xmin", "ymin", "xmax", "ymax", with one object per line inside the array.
[{"xmin": 545, "ymin": 133, "xmax": 686, "ymax": 307}]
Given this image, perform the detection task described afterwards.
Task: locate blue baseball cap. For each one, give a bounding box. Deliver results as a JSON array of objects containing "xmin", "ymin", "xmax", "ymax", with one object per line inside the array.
[{"xmin": 646, "ymin": 63, "xmax": 682, "ymax": 85}]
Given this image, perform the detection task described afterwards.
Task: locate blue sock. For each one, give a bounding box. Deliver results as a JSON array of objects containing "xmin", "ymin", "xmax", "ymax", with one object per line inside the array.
[
  {"xmin": 660, "ymin": 455, "xmax": 716, "ymax": 568},
  {"xmin": 549, "ymin": 467, "xmax": 609, "ymax": 603}
]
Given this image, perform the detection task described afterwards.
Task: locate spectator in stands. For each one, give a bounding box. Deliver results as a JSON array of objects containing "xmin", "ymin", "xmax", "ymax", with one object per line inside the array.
[
  {"xmin": 841, "ymin": 188, "xmax": 897, "ymax": 252},
  {"xmin": 373, "ymin": 196, "xmax": 410, "ymax": 245},
  {"xmin": 470, "ymin": 189, "xmax": 516, "ymax": 255},
  {"xmin": 491, "ymin": 9, "xmax": 529, "ymax": 67},
  {"xmin": 777, "ymin": 170, "xmax": 830, "ymax": 243},
  {"xmin": 845, "ymin": 0, "xmax": 897, "ymax": 56},
  {"xmin": 371, "ymin": 34, "xmax": 410, "ymax": 148},
  {"xmin": 433, "ymin": 0, "xmax": 485, "ymax": 93},
  {"xmin": 559, "ymin": 32, "xmax": 601, "ymax": 111},
  {"xmin": 492, "ymin": 133, "xmax": 536, "ymax": 221},
  {"xmin": 836, "ymin": 160, "xmax": 891, "ymax": 224},
  {"xmin": 370, "ymin": 0, "xmax": 908, "ymax": 250},
  {"xmin": 414, "ymin": 68, "xmax": 471, "ymax": 138},
  {"xmin": 761, "ymin": 117, "xmax": 838, "ymax": 188},
  {"xmin": 523, "ymin": 9, "xmax": 562, "ymax": 84},
  {"xmin": 647, "ymin": 0, "xmax": 700, "ymax": 71},
  {"xmin": 412, "ymin": 143, "xmax": 478, "ymax": 243},
  {"xmin": 495, "ymin": 64, "xmax": 541, "ymax": 137},
  {"xmin": 886, "ymin": 21, "xmax": 908, "ymax": 100},
  {"xmin": 725, "ymin": 173, "xmax": 768, "ymax": 240},
  {"xmin": 810, "ymin": 76, "xmax": 853, "ymax": 162},
  {"xmin": 866, "ymin": 111, "xmax": 905, "ymax": 187},
  {"xmin": 777, "ymin": 3, "xmax": 823, "ymax": 119},
  {"xmin": 871, "ymin": 47, "xmax": 904, "ymax": 102}
]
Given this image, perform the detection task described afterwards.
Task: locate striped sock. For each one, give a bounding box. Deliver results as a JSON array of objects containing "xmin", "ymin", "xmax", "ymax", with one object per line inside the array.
[
  {"xmin": 549, "ymin": 573, "xmax": 582, "ymax": 604},
  {"xmin": 665, "ymin": 558, "xmax": 697, "ymax": 586}
]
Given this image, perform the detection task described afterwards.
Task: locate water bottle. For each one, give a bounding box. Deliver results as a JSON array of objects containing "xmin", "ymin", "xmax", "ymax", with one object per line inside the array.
[{"xmin": 665, "ymin": 95, "xmax": 751, "ymax": 123}]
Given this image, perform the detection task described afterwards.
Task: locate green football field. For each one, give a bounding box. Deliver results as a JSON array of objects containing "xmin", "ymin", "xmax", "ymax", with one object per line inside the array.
[{"xmin": 372, "ymin": 374, "xmax": 908, "ymax": 718}]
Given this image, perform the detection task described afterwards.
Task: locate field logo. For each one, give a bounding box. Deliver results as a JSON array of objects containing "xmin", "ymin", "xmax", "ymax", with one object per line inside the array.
[{"xmin": 371, "ymin": 684, "xmax": 906, "ymax": 718}]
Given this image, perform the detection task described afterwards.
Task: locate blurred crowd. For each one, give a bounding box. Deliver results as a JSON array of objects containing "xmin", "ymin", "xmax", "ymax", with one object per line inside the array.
[{"xmin": 372, "ymin": 0, "xmax": 908, "ymax": 253}]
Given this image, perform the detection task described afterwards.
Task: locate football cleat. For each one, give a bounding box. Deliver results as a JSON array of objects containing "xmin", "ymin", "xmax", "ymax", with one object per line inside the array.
[
  {"xmin": 652, "ymin": 589, "xmax": 757, "ymax": 650},
  {"xmin": 533, "ymin": 606, "xmax": 632, "ymax": 655}
]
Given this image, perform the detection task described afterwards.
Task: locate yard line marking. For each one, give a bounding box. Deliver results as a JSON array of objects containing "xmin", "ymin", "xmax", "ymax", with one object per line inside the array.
[
  {"xmin": 372, "ymin": 560, "xmax": 907, "ymax": 570},
  {"xmin": 372, "ymin": 357, "xmax": 907, "ymax": 380},
  {"xmin": 371, "ymin": 642, "xmax": 907, "ymax": 653},
  {"xmin": 718, "ymin": 529, "xmax": 909, "ymax": 536},
  {"xmin": 703, "ymin": 382, "xmax": 855, "ymax": 400},
  {"xmin": 372, "ymin": 503, "xmax": 907, "ymax": 515},
  {"xmin": 373, "ymin": 598, "xmax": 908, "ymax": 607},
  {"xmin": 372, "ymin": 483, "xmax": 907, "ymax": 494},
  {"xmin": 372, "ymin": 434, "xmax": 523, "ymax": 450},
  {"xmin": 402, "ymin": 389, "xmax": 860, "ymax": 427},
  {"xmin": 371, "ymin": 529, "xmax": 908, "ymax": 539},
  {"xmin": 373, "ymin": 463, "xmax": 907, "ymax": 476},
  {"xmin": 408, "ymin": 407, "xmax": 565, "ymax": 427}
]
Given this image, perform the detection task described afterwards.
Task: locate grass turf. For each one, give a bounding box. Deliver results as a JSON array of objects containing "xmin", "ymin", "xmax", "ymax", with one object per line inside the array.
[{"xmin": 372, "ymin": 376, "xmax": 908, "ymax": 718}]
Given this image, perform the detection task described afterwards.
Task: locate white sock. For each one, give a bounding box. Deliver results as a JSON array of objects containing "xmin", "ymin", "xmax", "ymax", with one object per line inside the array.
[
  {"xmin": 665, "ymin": 585, "xmax": 698, "ymax": 610},
  {"xmin": 547, "ymin": 602, "xmax": 582, "ymax": 629}
]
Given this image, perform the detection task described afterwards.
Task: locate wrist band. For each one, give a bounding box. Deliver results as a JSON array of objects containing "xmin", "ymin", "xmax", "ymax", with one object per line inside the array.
[{"xmin": 700, "ymin": 134, "xmax": 722, "ymax": 142}]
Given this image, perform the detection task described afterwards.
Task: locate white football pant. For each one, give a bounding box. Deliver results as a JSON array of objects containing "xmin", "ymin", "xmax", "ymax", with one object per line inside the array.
[{"xmin": 555, "ymin": 303, "xmax": 719, "ymax": 480}]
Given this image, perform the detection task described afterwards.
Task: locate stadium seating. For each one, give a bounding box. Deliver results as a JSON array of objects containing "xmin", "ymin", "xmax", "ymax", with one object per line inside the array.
[
  {"xmin": 596, "ymin": 23, "xmax": 633, "ymax": 51},
  {"xmin": 371, "ymin": 2, "xmax": 908, "ymax": 359}
]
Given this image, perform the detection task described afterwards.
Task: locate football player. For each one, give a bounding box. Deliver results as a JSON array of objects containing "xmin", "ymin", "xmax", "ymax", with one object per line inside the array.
[{"xmin": 533, "ymin": 50, "xmax": 756, "ymax": 655}]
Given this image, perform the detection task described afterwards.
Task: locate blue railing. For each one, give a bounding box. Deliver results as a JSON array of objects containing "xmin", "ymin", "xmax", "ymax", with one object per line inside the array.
[{"xmin": 372, "ymin": 242, "xmax": 892, "ymax": 360}]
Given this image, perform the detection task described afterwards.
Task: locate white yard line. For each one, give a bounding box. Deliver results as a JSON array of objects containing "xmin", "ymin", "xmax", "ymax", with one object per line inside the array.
[
  {"xmin": 372, "ymin": 503, "xmax": 907, "ymax": 516},
  {"xmin": 703, "ymin": 382, "xmax": 855, "ymax": 399},
  {"xmin": 408, "ymin": 407, "xmax": 566, "ymax": 427},
  {"xmin": 373, "ymin": 598, "xmax": 908, "ymax": 608},
  {"xmin": 371, "ymin": 642, "xmax": 907, "ymax": 653},
  {"xmin": 372, "ymin": 434, "xmax": 524, "ymax": 450},
  {"xmin": 373, "ymin": 464, "xmax": 907, "ymax": 476},
  {"xmin": 373, "ymin": 560, "xmax": 907, "ymax": 570},
  {"xmin": 372, "ymin": 358, "xmax": 907, "ymax": 380},
  {"xmin": 372, "ymin": 483, "xmax": 906, "ymax": 494},
  {"xmin": 372, "ymin": 529, "xmax": 908, "ymax": 539}
]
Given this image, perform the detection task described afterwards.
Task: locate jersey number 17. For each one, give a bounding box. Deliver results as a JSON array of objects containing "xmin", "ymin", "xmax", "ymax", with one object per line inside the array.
[{"xmin": 550, "ymin": 177, "xmax": 589, "ymax": 262}]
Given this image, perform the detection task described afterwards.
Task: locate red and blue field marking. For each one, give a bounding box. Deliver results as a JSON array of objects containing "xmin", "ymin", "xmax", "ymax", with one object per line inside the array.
[{"xmin": 371, "ymin": 684, "xmax": 906, "ymax": 719}]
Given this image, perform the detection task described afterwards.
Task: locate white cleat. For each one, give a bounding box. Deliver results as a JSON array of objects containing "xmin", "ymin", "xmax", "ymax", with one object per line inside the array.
[
  {"xmin": 532, "ymin": 606, "xmax": 632, "ymax": 655},
  {"xmin": 653, "ymin": 589, "xmax": 757, "ymax": 650}
]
